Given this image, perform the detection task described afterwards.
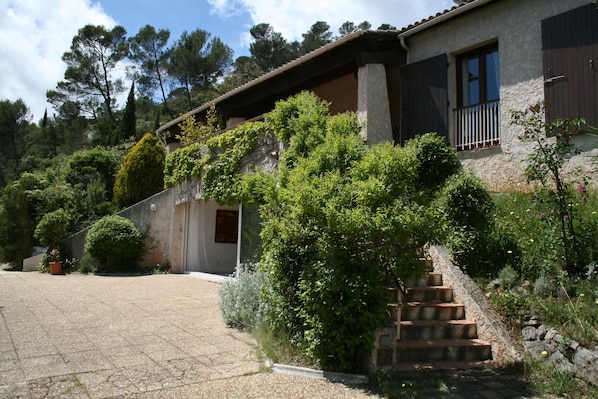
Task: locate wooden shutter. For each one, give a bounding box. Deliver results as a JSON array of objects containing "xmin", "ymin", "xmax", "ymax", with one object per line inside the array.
[
  {"xmin": 399, "ymin": 54, "xmax": 448, "ymax": 145},
  {"xmin": 542, "ymin": 4, "xmax": 598, "ymax": 131}
]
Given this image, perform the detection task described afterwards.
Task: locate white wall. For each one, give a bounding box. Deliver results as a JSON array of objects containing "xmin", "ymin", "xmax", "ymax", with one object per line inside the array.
[{"xmin": 407, "ymin": 0, "xmax": 595, "ymax": 191}]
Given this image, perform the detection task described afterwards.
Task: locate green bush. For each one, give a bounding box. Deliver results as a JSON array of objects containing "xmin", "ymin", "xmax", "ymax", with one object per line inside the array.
[
  {"xmin": 65, "ymin": 147, "xmax": 117, "ymax": 200},
  {"xmin": 258, "ymin": 98, "xmax": 442, "ymax": 372},
  {"xmin": 113, "ymin": 133, "xmax": 165, "ymax": 208},
  {"xmin": 218, "ymin": 264, "xmax": 269, "ymax": 330},
  {"xmin": 405, "ymin": 133, "xmax": 462, "ymax": 192},
  {"xmin": 438, "ymin": 172, "xmax": 503, "ymax": 277},
  {"xmin": 34, "ymin": 208, "xmax": 71, "ymax": 249},
  {"xmin": 439, "ymin": 171, "xmax": 495, "ymax": 231},
  {"xmin": 84, "ymin": 215, "xmax": 142, "ymax": 272}
]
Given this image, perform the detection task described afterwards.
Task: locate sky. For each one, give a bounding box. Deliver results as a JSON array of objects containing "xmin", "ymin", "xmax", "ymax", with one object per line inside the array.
[{"xmin": 0, "ymin": 0, "xmax": 457, "ymax": 122}]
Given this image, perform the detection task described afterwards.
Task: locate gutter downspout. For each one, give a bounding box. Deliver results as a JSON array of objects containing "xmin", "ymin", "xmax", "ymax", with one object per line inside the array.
[{"xmin": 399, "ymin": 35, "xmax": 410, "ymax": 64}]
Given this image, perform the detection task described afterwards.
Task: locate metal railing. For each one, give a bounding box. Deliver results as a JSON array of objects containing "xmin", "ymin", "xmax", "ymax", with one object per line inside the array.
[{"xmin": 454, "ymin": 100, "xmax": 500, "ymax": 151}]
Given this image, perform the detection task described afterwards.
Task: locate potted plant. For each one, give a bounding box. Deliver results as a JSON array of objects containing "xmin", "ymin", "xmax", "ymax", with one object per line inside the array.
[
  {"xmin": 34, "ymin": 209, "xmax": 71, "ymax": 275},
  {"xmin": 48, "ymin": 249, "xmax": 62, "ymax": 275}
]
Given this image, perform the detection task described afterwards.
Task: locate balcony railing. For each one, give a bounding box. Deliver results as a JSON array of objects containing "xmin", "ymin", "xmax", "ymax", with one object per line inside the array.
[{"xmin": 454, "ymin": 100, "xmax": 500, "ymax": 151}]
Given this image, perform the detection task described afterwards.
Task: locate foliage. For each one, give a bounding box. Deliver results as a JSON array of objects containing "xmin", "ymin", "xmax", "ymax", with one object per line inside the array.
[
  {"xmin": 46, "ymin": 24, "xmax": 128, "ymax": 124},
  {"xmin": 127, "ymin": 24, "xmax": 172, "ymax": 116},
  {"xmin": 338, "ymin": 20, "xmax": 372, "ymax": 37},
  {"xmin": 438, "ymin": 172, "xmax": 505, "ymax": 277},
  {"xmin": 493, "ymin": 190, "xmax": 598, "ymax": 282},
  {"xmin": 218, "ymin": 264, "xmax": 269, "ymax": 330},
  {"xmin": 255, "ymin": 95, "xmax": 451, "ymax": 372},
  {"xmin": 163, "ymin": 142, "xmax": 208, "ymax": 188},
  {"xmin": 34, "ymin": 208, "xmax": 71, "ymax": 249},
  {"xmin": 113, "ymin": 133, "xmax": 165, "ymax": 208},
  {"xmin": 167, "ymin": 29, "xmax": 233, "ymax": 110},
  {"xmin": 65, "ymin": 146, "xmax": 118, "ymax": 200},
  {"xmin": 116, "ymin": 83, "xmax": 137, "ymax": 143},
  {"xmin": 164, "ymin": 117, "xmax": 268, "ymax": 205},
  {"xmin": 405, "ymin": 133, "xmax": 462, "ymax": 193},
  {"xmin": 249, "ymin": 23, "xmax": 298, "ymax": 73},
  {"xmin": 511, "ymin": 102, "xmax": 588, "ymax": 275},
  {"xmin": 0, "ymin": 99, "xmax": 31, "ymax": 186},
  {"xmin": 300, "ymin": 21, "xmax": 333, "ymax": 54},
  {"xmin": 84, "ymin": 215, "xmax": 142, "ymax": 272},
  {"xmin": 0, "ymin": 180, "xmax": 36, "ymax": 265},
  {"xmin": 176, "ymin": 104, "xmax": 222, "ymax": 145}
]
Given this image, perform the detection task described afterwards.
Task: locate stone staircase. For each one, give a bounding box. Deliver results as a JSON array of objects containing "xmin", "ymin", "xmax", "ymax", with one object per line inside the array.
[{"xmin": 372, "ymin": 259, "xmax": 493, "ymax": 371}]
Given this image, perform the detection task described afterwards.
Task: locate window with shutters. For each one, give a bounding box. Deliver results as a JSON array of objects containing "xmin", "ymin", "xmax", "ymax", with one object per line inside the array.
[{"xmin": 454, "ymin": 43, "xmax": 500, "ymax": 151}]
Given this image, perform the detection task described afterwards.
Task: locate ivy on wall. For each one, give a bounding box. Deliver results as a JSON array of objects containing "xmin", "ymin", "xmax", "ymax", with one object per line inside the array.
[{"xmin": 163, "ymin": 116, "xmax": 272, "ymax": 205}]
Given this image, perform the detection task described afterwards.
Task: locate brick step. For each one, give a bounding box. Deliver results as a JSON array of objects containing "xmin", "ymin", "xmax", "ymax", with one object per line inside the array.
[
  {"xmin": 405, "ymin": 286, "xmax": 453, "ymax": 302},
  {"xmin": 404, "ymin": 272, "xmax": 443, "ymax": 288},
  {"xmin": 396, "ymin": 339, "xmax": 492, "ymax": 363},
  {"xmin": 400, "ymin": 320, "xmax": 478, "ymax": 340},
  {"xmin": 402, "ymin": 302, "xmax": 465, "ymax": 321}
]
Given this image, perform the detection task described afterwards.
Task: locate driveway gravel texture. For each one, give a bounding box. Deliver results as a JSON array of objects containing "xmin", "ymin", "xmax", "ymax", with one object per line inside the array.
[{"xmin": 0, "ymin": 271, "xmax": 380, "ymax": 398}]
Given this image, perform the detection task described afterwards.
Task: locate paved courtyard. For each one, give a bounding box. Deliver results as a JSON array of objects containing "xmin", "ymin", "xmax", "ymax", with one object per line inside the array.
[
  {"xmin": 0, "ymin": 269, "xmax": 559, "ymax": 398},
  {"xmin": 0, "ymin": 271, "xmax": 377, "ymax": 398}
]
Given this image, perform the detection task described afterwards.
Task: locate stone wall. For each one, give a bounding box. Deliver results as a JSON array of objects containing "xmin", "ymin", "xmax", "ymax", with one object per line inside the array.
[{"xmin": 522, "ymin": 317, "xmax": 598, "ymax": 386}]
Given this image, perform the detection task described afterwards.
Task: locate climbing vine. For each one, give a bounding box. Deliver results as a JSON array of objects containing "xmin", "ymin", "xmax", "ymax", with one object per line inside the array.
[{"xmin": 163, "ymin": 115, "xmax": 271, "ymax": 205}]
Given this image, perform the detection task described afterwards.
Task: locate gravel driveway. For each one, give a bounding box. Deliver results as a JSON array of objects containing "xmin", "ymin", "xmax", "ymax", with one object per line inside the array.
[{"xmin": 0, "ymin": 271, "xmax": 379, "ymax": 398}]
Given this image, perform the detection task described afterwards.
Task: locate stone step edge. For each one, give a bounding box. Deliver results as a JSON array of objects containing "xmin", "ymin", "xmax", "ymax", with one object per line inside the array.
[
  {"xmin": 394, "ymin": 360, "xmax": 495, "ymax": 372},
  {"xmin": 396, "ymin": 338, "xmax": 491, "ymax": 349},
  {"xmin": 400, "ymin": 319, "xmax": 477, "ymax": 327},
  {"xmin": 272, "ymin": 363, "xmax": 368, "ymax": 385}
]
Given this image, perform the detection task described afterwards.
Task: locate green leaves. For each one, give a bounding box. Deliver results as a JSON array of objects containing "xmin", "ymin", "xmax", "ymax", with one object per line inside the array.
[
  {"xmin": 114, "ymin": 133, "xmax": 165, "ymax": 208},
  {"xmin": 84, "ymin": 215, "xmax": 142, "ymax": 272}
]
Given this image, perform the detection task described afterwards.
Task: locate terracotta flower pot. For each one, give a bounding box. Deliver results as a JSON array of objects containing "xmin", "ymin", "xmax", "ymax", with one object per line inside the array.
[{"xmin": 49, "ymin": 261, "xmax": 63, "ymax": 275}]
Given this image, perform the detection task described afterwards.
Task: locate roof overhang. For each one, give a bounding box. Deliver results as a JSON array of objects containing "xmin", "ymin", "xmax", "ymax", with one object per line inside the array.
[{"xmin": 156, "ymin": 30, "xmax": 403, "ymax": 134}]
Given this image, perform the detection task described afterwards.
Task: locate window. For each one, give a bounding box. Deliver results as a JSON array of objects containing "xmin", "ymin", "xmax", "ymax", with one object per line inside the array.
[
  {"xmin": 215, "ymin": 210, "xmax": 238, "ymax": 243},
  {"xmin": 455, "ymin": 44, "xmax": 500, "ymax": 150}
]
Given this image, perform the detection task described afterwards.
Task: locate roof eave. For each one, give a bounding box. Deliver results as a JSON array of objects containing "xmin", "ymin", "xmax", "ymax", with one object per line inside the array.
[{"xmin": 156, "ymin": 30, "xmax": 399, "ymax": 133}]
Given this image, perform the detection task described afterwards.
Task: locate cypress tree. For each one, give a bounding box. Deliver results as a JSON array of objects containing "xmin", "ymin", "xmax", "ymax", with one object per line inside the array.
[
  {"xmin": 119, "ymin": 83, "xmax": 137, "ymax": 141},
  {"xmin": 113, "ymin": 133, "xmax": 165, "ymax": 208}
]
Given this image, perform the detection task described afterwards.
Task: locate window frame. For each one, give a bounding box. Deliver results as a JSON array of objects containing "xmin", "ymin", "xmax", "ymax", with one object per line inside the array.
[{"xmin": 456, "ymin": 43, "xmax": 499, "ymax": 108}]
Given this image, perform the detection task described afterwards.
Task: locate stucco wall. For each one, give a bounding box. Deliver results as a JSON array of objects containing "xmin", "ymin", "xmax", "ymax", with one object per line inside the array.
[
  {"xmin": 63, "ymin": 189, "xmax": 175, "ymax": 270},
  {"xmin": 407, "ymin": 0, "xmax": 595, "ymax": 191},
  {"xmin": 118, "ymin": 189, "xmax": 174, "ymax": 269}
]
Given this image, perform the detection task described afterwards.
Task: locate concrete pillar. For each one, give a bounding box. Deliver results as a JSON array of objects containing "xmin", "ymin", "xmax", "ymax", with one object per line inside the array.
[{"xmin": 357, "ymin": 64, "xmax": 393, "ymax": 145}]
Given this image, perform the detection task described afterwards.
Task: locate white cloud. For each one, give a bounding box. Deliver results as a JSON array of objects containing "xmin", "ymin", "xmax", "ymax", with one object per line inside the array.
[
  {"xmin": 0, "ymin": 0, "xmax": 115, "ymax": 121},
  {"xmin": 208, "ymin": 0, "xmax": 456, "ymax": 44}
]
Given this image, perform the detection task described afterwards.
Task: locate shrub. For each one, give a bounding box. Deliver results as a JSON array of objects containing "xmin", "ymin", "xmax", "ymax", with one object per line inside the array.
[
  {"xmin": 439, "ymin": 171, "xmax": 495, "ymax": 231},
  {"xmin": 405, "ymin": 133, "xmax": 462, "ymax": 192},
  {"xmin": 34, "ymin": 208, "xmax": 71, "ymax": 249},
  {"xmin": 511, "ymin": 102, "xmax": 588, "ymax": 275},
  {"xmin": 259, "ymin": 96, "xmax": 441, "ymax": 372},
  {"xmin": 65, "ymin": 147, "xmax": 117, "ymax": 200},
  {"xmin": 113, "ymin": 133, "xmax": 165, "ymax": 208},
  {"xmin": 218, "ymin": 264, "xmax": 269, "ymax": 330},
  {"xmin": 84, "ymin": 215, "xmax": 142, "ymax": 272},
  {"xmin": 438, "ymin": 172, "xmax": 502, "ymax": 277}
]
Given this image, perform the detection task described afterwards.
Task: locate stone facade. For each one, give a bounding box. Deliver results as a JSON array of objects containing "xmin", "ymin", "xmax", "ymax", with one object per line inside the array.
[{"xmin": 406, "ymin": 0, "xmax": 596, "ymax": 191}]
